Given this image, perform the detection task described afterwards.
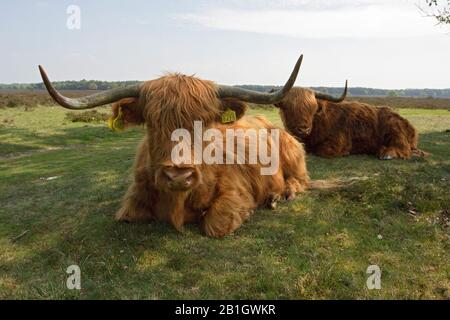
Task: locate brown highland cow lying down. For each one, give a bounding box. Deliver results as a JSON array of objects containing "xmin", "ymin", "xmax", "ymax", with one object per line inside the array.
[
  {"xmin": 274, "ymin": 86, "xmax": 427, "ymax": 160},
  {"xmin": 38, "ymin": 56, "xmax": 312, "ymax": 237},
  {"xmin": 113, "ymin": 102, "xmax": 309, "ymax": 237}
]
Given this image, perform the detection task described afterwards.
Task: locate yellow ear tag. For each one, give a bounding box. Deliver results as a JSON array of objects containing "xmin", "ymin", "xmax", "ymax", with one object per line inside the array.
[
  {"xmin": 108, "ymin": 106, "xmax": 125, "ymax": 132},
  {"xmin": 221, "ymin": 108, "xmax": 237, "ymax": 124}
]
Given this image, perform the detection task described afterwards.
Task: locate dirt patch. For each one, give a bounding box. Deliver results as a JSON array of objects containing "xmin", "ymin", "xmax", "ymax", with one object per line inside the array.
[{"xmin": 0, "ymin": 145, "xmax": 85, "ymax": 160}]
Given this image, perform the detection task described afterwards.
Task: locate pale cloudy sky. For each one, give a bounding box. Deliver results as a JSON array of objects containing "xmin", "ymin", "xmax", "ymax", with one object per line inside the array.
[{"xmin": 0, "ymin": 0, "xmax": 449, "ymax": 88}]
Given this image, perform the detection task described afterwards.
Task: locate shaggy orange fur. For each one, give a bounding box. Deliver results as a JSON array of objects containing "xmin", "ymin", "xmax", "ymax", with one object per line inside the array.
[
  {"xmin": 113, "ymin": 74, "xmax": 309, "ymax": 237},
  {"xmin": 275, "ymin": 88, "xmax": 427, "ymax": 160}
]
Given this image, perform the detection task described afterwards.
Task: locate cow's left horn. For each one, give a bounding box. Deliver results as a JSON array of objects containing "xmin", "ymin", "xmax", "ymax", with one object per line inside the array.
[
  {"xmin": 314, "ymin": 80, "xmax": 348, "ymax": 103},
  {"xmin": 217, "ymin": 55, "xmax": 303, "ymax": 104},
  {"xmin": 38, "ymin": 65, "xmax": 142, "ymax": 110}
]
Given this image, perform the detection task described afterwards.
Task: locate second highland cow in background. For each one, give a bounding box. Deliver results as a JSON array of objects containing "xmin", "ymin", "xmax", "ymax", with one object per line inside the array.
[{"xmin": 275, "ymin": 86, "xmax": 427, "ymax": 160}]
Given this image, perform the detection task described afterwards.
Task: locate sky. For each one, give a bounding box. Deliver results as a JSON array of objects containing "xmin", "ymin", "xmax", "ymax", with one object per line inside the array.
[{"xmin": 0, "ymin": 0, "xmax": 449, "ymax": 89}]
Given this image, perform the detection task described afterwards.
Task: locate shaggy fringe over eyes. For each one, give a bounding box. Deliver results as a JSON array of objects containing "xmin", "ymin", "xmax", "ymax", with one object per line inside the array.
[
  {"xmin": 141, "ymin": 73, "xmax": 221, "ymax": 141},
  {"xmin": 282, "ymin": 88, "xmax": 318, "ymax": 117}
]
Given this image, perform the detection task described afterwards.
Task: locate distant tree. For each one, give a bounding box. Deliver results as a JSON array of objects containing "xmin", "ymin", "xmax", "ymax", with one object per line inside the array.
[
  {"xmin": 388, "ymin": 91, "xmax": 398, "ymax": 97},
  {"xmin": 87, "ymin": 82, "xmax": 98, "ymax": 90},
  {"xmin": 424, "ymin": 0, "xmax": 450, "ymax": 25}
]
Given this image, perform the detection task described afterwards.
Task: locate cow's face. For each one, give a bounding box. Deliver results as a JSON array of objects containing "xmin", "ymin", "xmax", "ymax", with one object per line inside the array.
[
  {"xmin": 110, "ymin": 75, "xmax": 249, "ymax": 192},
  {"xmin": 274, "ymin": 88, "xmax": 319, "ymax": 139}
]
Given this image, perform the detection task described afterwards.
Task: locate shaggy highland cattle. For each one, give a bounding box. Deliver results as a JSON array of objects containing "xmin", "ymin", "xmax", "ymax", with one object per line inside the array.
[
  {"xmin": 39, "ymin": 56, "xmax": 310, "ymax": 237},
  {"xmin": 274, "ymin": 85, "xmax": 427, "ymax": 160}
]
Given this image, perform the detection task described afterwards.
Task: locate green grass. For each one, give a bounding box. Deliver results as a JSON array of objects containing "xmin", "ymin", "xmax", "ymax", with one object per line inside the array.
[{"xmin": 0, "ymin": 106, "xmax": 449, "ymax": 299}]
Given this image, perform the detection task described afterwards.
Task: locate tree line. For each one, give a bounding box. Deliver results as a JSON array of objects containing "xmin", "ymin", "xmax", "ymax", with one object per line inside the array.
[
  {"xmin": 0, "ymin": 80, "xmax": 141, "ymax": 91},
  {"xmin": 240, "ymin": 85, "xmax": 450, "ymax": 98},
  {"xmin": 0, "ymin": 81, "xmax": 449, "ymax": 98}
]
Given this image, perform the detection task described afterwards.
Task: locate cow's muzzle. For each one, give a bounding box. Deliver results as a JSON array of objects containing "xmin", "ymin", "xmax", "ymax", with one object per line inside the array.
[
  {"xmin": 295, "ymin": 126, "xmax": 312, "ymax": 137},
  {"xmin": 156, "ymin": 165, "xmax": 199, "ymax": 191}
]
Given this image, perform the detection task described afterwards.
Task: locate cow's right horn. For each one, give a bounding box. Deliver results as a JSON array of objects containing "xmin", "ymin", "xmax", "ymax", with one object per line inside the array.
[
  {"xmin": 217, "ymin": 55, "xmax": 303, "ymax": 104},
  {"xmin": 38, "ymin": 65, "xmax": 142, "ymax": 110},
  {"xmin": 314, "ymin": 80, "xmax": 348, "ymax": 103}
]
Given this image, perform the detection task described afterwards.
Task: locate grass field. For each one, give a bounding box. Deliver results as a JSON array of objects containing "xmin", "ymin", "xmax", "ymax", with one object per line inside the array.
[{"xmin": 0, "ymin": 105, "xmax": 449, "ymax": 299}]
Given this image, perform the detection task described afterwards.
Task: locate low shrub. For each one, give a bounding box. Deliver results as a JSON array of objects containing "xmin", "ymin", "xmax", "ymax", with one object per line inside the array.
[{"xmin": 65, "ymin": 110, "xmax": 110, "ymax": 123}]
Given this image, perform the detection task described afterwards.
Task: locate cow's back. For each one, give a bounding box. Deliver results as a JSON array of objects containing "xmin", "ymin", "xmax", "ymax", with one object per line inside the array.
[{"xmin": 308, "ymin": 101, "xmax": 381, "ymax": 154}]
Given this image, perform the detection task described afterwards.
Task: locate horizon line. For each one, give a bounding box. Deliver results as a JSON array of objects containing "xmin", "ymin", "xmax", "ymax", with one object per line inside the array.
[{"xmin": 0, "ymin": 81, "xmax": 449, "ymax": 92}]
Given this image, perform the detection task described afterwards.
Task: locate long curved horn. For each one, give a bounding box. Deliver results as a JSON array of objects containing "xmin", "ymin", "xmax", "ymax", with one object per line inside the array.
[
  {"xmin": 314, "ymin": 80, "xmax": 348, "ymax": 103},
  {"xmin": 216, "ymin": 55, "xmax": 303, "ymax": 104},
  {"xmin": 38, "ymin": 65, "xmax": 142, "ymax": 110}
]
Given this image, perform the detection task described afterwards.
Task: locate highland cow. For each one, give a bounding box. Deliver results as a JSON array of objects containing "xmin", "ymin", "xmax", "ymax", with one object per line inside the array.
[
  {"xmin": 39, "ymin": 55, "xmax": 309, "ymax": 237},
  {"xmin": 274, "ymin": 85, "xmax": 427, "ymax": 160}
]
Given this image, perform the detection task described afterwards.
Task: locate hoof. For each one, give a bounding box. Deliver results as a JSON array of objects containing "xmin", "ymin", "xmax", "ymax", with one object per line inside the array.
[
  {"xmin": 266, "ymin": 193, "xmax": 281, "ymax": 210},
  {"xmin": 268, "ymin": 201, "xmax": 277, "ymax": 210},
  {"xmin": 285, "ymin": 191, "xmax": 296, "ymax": 202},
  {"xmin": 116, "ymin": 217, "xmax": 131, "ymax": 223}
]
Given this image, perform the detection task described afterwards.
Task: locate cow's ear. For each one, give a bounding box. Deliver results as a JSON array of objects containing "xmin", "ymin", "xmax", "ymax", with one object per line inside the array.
[
  {"xmin": 316, "ymin": 100, "xmax": 324, "ymax": 115},
  {"xmin": 218, "ymin": 98, "xmax": 248, "ymax": 123},
  {"xmin": 273, "ymin": 102, "xmax": 282, "ymax": 109},
  {"xmin": 109, "ymin": 98, "xmax": 144, "ymax": 131}
]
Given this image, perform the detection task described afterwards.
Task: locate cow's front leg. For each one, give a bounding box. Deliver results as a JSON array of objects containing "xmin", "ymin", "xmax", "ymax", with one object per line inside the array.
[
  {"xmin": 202, "ymin": 190, "xmax": 255, "ymax": 238},
  {"xmin": 116, "ymin": 179, "xmax": 156, "ymax": 223}
]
